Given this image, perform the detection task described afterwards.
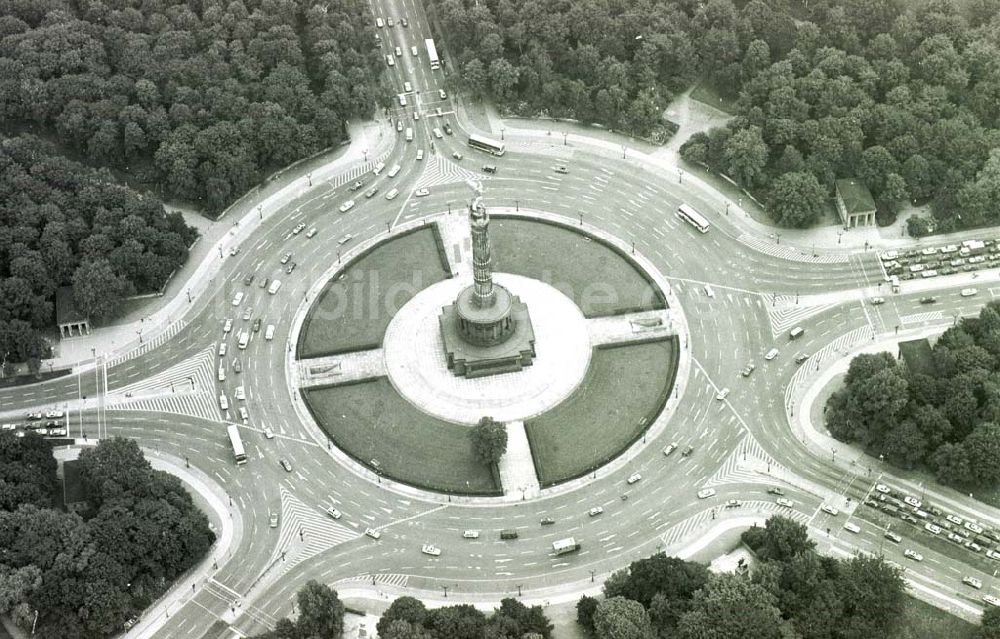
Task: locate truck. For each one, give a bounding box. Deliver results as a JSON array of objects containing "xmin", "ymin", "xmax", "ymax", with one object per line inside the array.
[
  {"xmin": 425, "ymin": 38, "xmax": 440, "ymax": 70},
  {"xmin": 552, "ymin": 537, "xmax": 581, "ymax": 555},
  {"xmin": 960, "ymin": 239, "xmax": 986, "ymax": 257}
]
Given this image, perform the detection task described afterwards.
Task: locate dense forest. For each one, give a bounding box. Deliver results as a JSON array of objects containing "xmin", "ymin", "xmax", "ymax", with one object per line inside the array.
[
  {"xmin": 0, "ymin": 134, "xmax": 197, "ymax": 368},
  {"xmin": 0, "ymin": 0, "xmax": 386, "ymax": 213},
  {"xmin": 0, "ymin": 436, "xmax": 215, "ymax": 638},
  {"xmin": 827, "ymin": 302, "xmax": 1000, "ymax": 488},
  {"xmin": 576, "ymin": 516, "xmax": 906, "ymax": 639},
  {"xmin": 429, "ymin": 0, "xmax": 1000, "ymax": 233}
]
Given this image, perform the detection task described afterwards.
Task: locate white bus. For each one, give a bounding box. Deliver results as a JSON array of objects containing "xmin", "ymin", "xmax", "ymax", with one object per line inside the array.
[
  {"xmin": 468, "ymin": 133, "xmax": 506, "ymax": 156},
  {"xmin": 676, "ymin": 204, "xmax": 710, "ymax": 233},
  {"xmin": 425, "ymin": 38, "xmax": 440, "ymax": 70},
  {"xmin": 227, "ymin": 424, "xmax": 247, "ymax": 465},
  {"xmin": 552, "ymin": 537, "xmax": 581, "ymax": 555}
]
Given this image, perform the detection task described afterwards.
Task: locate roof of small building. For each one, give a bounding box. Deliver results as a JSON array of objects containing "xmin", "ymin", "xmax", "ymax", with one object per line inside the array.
[
  {"xmin": 898, "ymin": 338, "xmax": 935, "ymax": 377},
  {"xmin": 836, "ymin": 179, "xmax": 877, "ymax": 215},
  {"xmin": 55, "ymin": 286, "xmax": 86, "ymax": 325}
]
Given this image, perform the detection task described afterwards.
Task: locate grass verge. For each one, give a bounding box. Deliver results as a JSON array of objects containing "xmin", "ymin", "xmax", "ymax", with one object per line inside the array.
[
  {"xmin": 526, "ymin": 338, "xmax": 677, "ymax": 486},
  {"xmin": 303, "ymin": 378, "xmax": 500, "ymax": 495},
  {"xmin": 491, "ymin": 218, "xmax": 665, "ymax": 318},
  {"xmin": 298, "ymin": 227, "xmax": 448, "ymax": 358},
  {"xmin": 689, "ymin": 80, "xmax": 739, "ymax": 115}
]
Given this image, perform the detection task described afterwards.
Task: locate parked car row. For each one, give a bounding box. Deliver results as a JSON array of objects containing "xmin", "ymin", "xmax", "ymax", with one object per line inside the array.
[{"xmin": 882, "ymin": 239, "xmax": 1000, "ymax": 280}]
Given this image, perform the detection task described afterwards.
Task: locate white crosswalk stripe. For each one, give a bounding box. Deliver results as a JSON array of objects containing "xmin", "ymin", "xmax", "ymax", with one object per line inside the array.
[
  {"xmin": 765, "ymin": 296, "xmax": 839, "ymax": 335},
  {"xmin": 659, "ymin": 501, "xmax": 810, "ymax": 548},
  {"xmin": 106, "ymin": 320, "xmax": 188, "ymax": 367},
  {"xmin": 338, "ymin": 573, "xmax": 410, "ymax": 589},
  {"xmin": 328, "ymin": 152, "xmax": 392, "ymax": 189},
  {"xmin": 414, "ymin": 154, "xmax": 487, "ymax": 190},
  {"xmin": 900, "ymin": 311, "xmax": 945, "ymax": 325},
  {"xmin": 112, "ymin": 345, "xmax": 216, "ymax": 396},
  {"xmin": 273, "ymin": 486, "xmax": 359, "ymax": 572},
  {"xmin": 737, "ymin": 233, "xmax": 850, "ymax": 264}
]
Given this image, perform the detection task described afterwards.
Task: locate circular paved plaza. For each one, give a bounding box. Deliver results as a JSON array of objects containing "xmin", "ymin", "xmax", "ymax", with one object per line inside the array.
[{"xmin": 383, "ymin": 273, "xmax": 591, "ymax": 424}]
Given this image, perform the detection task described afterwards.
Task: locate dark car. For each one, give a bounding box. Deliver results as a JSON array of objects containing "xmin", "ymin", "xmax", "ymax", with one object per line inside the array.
[
  {"xmin": 767, "ymin": 487, "xmax": 785, "ymax": 496},
  {"xmin": 280, "ymin": 459, "xmax": 293, "ymax": 472},
  {"xmin": 348, "ymin": 180, "xmax": 364, "ymax": 191},
  {"xmin": 243, "ymin": 273, "xmax": 254, "ymax": 286},
  {"xmin": 443, "ymin": 122, "xmax": 453, "ymax": 135},
  {"xmin": 286, "ymin": 262, "xmax": 297, "ymax": 274},
  {"xmin": 920, "ymin": 296, "xmax": 937, "ymax": 304},
  {"xmin": 540, "ymin": 517, "xmax": 555, "ymax": 526},
  {"xmin": 252, "ymin": 318, "xmax": 262, "ymax": 333},
  {"xmin": 741, "ymin": 363, "xmax": 755, "ymax": 377},
  {"xmin": 681, "ymin": 445, "xmax": 694, "ymax": 457}
]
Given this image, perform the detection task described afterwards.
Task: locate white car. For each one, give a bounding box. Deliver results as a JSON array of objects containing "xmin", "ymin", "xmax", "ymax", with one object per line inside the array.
[
  {"xmin": 365, "ymin": 528, "xmax": 381, "ymax": 539},
  {"xmin": 715, "ymin": 388, "xmax": 730, "ymax": 401},
  {"xmin": 415, "ymin": 188, "xmax": 430, "ymax": 197},
  {"xmin": 961, "ymin": 288, "xmax": 978, "ymax": 297},
  {"xmin": 820, "ymin": 504, "xmax": 839, "ymax": 516},
  {"xmin": 843, "ymin": 521, "xmax": 861, "ymax": 533},
  {"xmin": 385, "ymin": 188, "xmax": 399, "ymax": 200},
  {"xmin": 663, "ymin": 442, "xmax": 678, "ymax": 456},
  {"xmin": 764, "ymin": 348, "xmax": 779, "ymax": 361},
  {"xmin": 403, "ymin": 81, "xmax": 412, "ymax": 92},
  {"xmin": 416, "ymin": 149, "xmax": 424, "ymax": 160},
  {"xmin": 306, "ymin": 228, "xmax": 317, "ymax": 238},
  {"xmin": 946, "ymin": 514, "xmax": 963, "ymax": 525},
  {"xmin": 697, "ymin": 488, "xmax": 716, "ymax": 499},
  {"xmin": 903, "ymin": 496, "xmax": 921, "ymax": 508},
  {"xmin": 338, "ymin": 234, "xmax": 354, "ymax": 245},
  {"xmin": 870, "ymin": 297, "xmax": 885, "ymax": 305},
  {"xmin": 884, "ymin": 531, "xmax": 902, "ymax": 543},
  {"xmin": 986, "ymin": 549, "xmax": 1000, "ymax": 560},
  {"xmin": 292, "ymin": 222, "xmax": 306, "ymax": 234},
  {"xmin": 421, "ymin": 544, "xmax": 441, "ymax": 556},
  {"xmin": 239, "ymin": 407, "xmax": 249, "ymax": 423},
  {"xmin": 45, "ymin": 410, "xmax": 64, "ymax": 419},
  {"xmin": 966, "ymin": 521, "xmax": 985, "ymax": 534},
  {"xmin": 904, "ymin": 549, "xmax": 923, "ymax": 561},
  {"xmin": 924, "ymin": 522, "xmax": 942, "ymax": 535},
  {"xmin": 235, "ymin": 386, "xmax": 245, "ymax": 401},
  {"xmin": 875, "ymin": 483, "xmax": 891, "ymax": 494},
  {"xmin": 985, "ymin": 595, "xmax": 1000, "ymax": 607},
  {"xmin": 218, "ymin": 343, "xmax": 227, "ymax": 357},
  {"xmin": 776, "ymin": 497, "xmax": 794, "ymax": 507},
  {"xmin": 326, "ymin": 507, "xmax": 342, "ymax": 520},
  {"xmin": 588, "ymin": 506, "xmax": 604, "ymax": 517},
  {"xmin": 963, "ymin": 576, "xmax": 983, "ymax": 589},
  {"xmin": 223, "ymin": 319, "xmax": 233, "ymax": 333},
  {"xmin": 626, "ymin": 472, "xmax": 642, "ymax": 485},
  {"xmin": 339, "ymin": 199, "xmax": 356, "ymax": 213},
  {"xmin": 264, "ymin": 427, "xmax": 275, "ymax": 440},
  {"xmin": 463, "ymin": 530, "xmax": 480, "ymax": 539}
]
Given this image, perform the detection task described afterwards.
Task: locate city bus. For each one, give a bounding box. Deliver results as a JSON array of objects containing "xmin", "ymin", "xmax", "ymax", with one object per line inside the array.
[
  {"xmin": 468, "ymin": 133, "xmax": 506, "ymax": 156},
  {"xmin": 227, "ymin": 424, "xmax": 247, "ymax": 465},
  {"xmin": 676, "ymin": 203, "xmax": 710, "ymax": 233},
  {"xmin": 425, "ymin": 38, "xmax": 440, "ymax": 70}
]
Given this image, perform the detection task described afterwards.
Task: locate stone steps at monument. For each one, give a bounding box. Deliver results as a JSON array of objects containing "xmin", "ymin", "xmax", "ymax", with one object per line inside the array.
[{"xmin": 498, "ymin": 420, "xmax": 541, "ymax": 501}]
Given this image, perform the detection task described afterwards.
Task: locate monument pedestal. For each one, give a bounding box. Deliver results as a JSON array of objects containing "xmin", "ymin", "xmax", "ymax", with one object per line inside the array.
[{"xmin": 439, "ymin": 284, "xmax": 535, "ymax": 378}]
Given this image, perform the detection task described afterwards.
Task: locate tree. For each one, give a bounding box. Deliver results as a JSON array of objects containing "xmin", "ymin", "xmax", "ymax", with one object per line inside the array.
[
  {"xmin": 472, "ymin": 417, "xmax": 507, "ymax": 466},
  {"xmin": 592, "ymin": 597, "xmax": 654, "ymax": 639},
  {"xmin": 71, "ymin": 258, "xmax": 132, "ymax": 323},
  {"xmin": 753, "ymin": 516, "xmax": 816, "ymax": 563},
  {"xmin": 677, "ymin": 574, "xmax": 788, "ymax": 639},
  {"xmin": 378, "ymin": 597, "xmax": 427, "ymax": 637},
  {"xmin": 833, "ymin": 555, "xmax": 906, "ymax": 639},
  {"xmin": 77, "ymin": 437, "xmax": 153, "ymax": 507},
  {"xmin": 723, "ymin": 126, "xmax": 768, "ymax": 188},
  {"xmin": 607, "ymin": 553, "xmax": 709, "ymax": 609},
  {"xmin": 576, "ymin": 595, "xmax": 599, "ymax": 632},
  {"xmin": 980, "ymin": 606, "xmax": 1000, "ymax": 639},
  {"xmin": 932, "ymin": 442, "xmax": 973, "ymax": 485},
  {"xmin": 963, "ymin": 422, "xmax": 1000, "ymax": 485},
  {"xmin": 765, "ymin": 171, "xmax": 827, "ymax": 228},
  {"xmin": 882, "ymin": 420, "xmax": 927, "ymax": 469},
  {"xmin": 489, "ymin": 59, "xmax": 519, "ymax": 102},
  {"xmin": 294, "ymin": 580, "xmax": 344, "ymax": 639}
]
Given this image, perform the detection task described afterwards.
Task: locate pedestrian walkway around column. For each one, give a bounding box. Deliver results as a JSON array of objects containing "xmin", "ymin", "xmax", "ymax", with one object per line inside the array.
[{"xmin": 497, "ymin": 420, "xmax": 540, "ymax": 501}]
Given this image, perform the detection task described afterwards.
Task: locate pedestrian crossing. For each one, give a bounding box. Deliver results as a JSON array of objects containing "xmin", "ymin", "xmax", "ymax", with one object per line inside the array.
[
  {"xmin": 766, "ymin": 296, "xmax": 839, "ymax": 336},
  {"xmin": 112, "ymin": 345, "xmax": 216, "ymax": 396},
  {"xmin": 659, "ymin": 501, "xmax": 810, "ymax": 549},
  {"xmin": 273, "ymin": 486, "xmax": 359, "ymax": 572},
  {"xmin": 899, "ymin": 310, "xmax": 945, "ymax": 326},
  {"xmin": 702, "ymin": 433, "xmax": 783, "ymax": 488},
  {"xmin": 338, "ymin": 573, "xmax": 410, "ymax": 589},
  {"xmin": 737, "ymin": 233, "xmax": 850, "ymax": 264},
  {"xmin": 328, "ymin": 152, "xmax": 393, "ymax": 190},
  {"xmin": 106, "ymin": 319, "xmax": 188, "ymax": 367},
  {"xmin": 413, "ymin": 154, "xmax": 486, "ymax": 190}
]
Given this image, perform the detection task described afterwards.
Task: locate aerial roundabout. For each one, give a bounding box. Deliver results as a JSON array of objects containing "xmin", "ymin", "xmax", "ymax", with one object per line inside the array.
[{"xmin": 290, "ymin": 180, "xmax": 686, "ymax": 500}]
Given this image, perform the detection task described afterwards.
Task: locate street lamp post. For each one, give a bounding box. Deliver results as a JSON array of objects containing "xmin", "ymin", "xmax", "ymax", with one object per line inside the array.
[
  {"xmin": 257, "ymin": 205, "xmax": 262, "ymax": 220},
  {"xmin": 442, "ymin": 585, "xmax": 449, "ymax": 598},
  {"xmin": 186, "ymin": 289, "xmax": 192, "ymax": 303},
  {"xmin": 363, "ymin": 148, "xmax": 368, "ymax": 163},
  {"xmin": 562, "ymin": 132, "xmax": 568, "ymax": 146},
  {"xmin": 621, "ymin": 145, "xmax": 627, "ymax": 159},
  {"xmin": 500, "ymin": 126, "xmax": 505, "ymax": 141}
]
